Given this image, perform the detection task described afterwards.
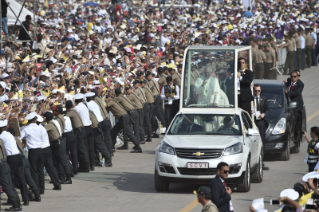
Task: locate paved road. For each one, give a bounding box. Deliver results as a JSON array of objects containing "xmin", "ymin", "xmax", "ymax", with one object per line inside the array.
[{"xmin": 1, "ymin": 67, "xmax": 319, "ymax": 212}]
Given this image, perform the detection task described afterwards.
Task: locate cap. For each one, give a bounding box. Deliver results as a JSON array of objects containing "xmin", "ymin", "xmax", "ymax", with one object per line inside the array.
[
  {"xmin": 145, "ymin": 71, "xmax": 152, "ymax": 77},
  {"xmin": 36, "ymin": 115, "xmax": 43, "ymax": 123},
  {"xmin": 115, "ymin": 88, "xmax": 122, "ymax": 94},
  {"xmin": 52, "ymin": 105, "xmax": 63, "ymax": 113},
  {"xmin": 73, "ymin": 93, "xmax": 84, "ymax": 100},
  {"xmin": 141, "ymin": 79, "xmax": 148, "ymax": 84},
  {"xmin": 1, "ymin": 73, "xmax": 9, "ymax": 79},
  {"xmin": 125, "ymin": 85, "xmax": 132, "ymax": 90},
  {"xmin": 85, "ymin": 92, "xmax": 95, "ymax": 98},
  {"xmin": 0, "ymin": 119, "xmax": 8, "ymax": 128},
  {"xmin": 193, "ymin": 186, "xmax": 211, "ymax": 197},
  {"xmin": 133, "ymin": 80, "xmax": 140, "ymax": 84},
  {"xmin": 43, "ymin": 112, "xmax": 53, "ymax": 120},
  {"xmin": 0, "ymin": 81, "xmax": 6, "ymax": 89},
  {"xmin": 136, "ymin": 70, "xmax": 143, "ymax": 76},
  {"xmin": 25, "ymin": 112, "xmax": 38, "ymax": 120},
  {"xmin": 36, "ymin": 96, "xmax": 44, "ymax": 102},
  {"xmin": 65, "ymin": 100, "xmax": 73, "ymax": 108}
]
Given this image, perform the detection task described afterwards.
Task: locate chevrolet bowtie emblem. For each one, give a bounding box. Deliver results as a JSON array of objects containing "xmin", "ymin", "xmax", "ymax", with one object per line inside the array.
[{"xmin": 193, "ymin": 152, "xmax": 204, "ymax": 156}]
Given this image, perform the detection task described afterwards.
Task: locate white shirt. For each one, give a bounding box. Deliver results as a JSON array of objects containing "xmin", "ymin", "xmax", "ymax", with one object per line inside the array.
[
  {"xmin": 194, "ymin": 76, "xmax": 221, "ymax": 104},
  {"xmin": 0, "ymin": 94, "xmax": 9, "ymax": 103},
  {"xmin": 20, "ymin": 123, "xmax": 48, "ymax": 149},
  {"xmin": 64, "ymin": 116, "xmax": 73, "ymax": 133},
  {"xmin": 74, "ymin": 102, "xmax": 92, "ymax": 126},
  {"xmin": 300, "ymin": 36, "xmax": 305, "ymax": 49},
  {"xmin": 160, "ymin": 85, "xmax": 180, "ymax": 104},
  {"xmin": 39, "ymin": 125, "xmax": 50, "ymax": 148},
  {"xmin": 87, "ymin": 101, "xmax": 104, "ymax": 122},
  {"xmin": 0, "ymin": 131, "xmax": 20, "ymax": 156}
]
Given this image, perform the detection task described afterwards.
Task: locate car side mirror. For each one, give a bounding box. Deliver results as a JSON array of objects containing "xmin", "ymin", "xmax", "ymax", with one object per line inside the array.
[
  {"xmin": 287, "ymin": 101, "xmax": 297, "ymax": 110},
  {"xmin": 247, "ymin": 128, "xmax": 259, "ymax": 136}
]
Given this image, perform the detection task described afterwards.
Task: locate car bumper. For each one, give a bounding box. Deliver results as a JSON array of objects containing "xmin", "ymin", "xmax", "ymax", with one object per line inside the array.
[
  {"xmin": 264, "ymin": 133, "xmax": 288, "ymax": 153},
  {"xmin": 155, "ymin": 152, "xmax": 247, "ymax": 184}
]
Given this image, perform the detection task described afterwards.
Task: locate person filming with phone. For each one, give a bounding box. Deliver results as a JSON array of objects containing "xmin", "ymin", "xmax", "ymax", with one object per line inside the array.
[{"xmin": 303, "ymin": 127, "xmax": 319, "ymax": 172}]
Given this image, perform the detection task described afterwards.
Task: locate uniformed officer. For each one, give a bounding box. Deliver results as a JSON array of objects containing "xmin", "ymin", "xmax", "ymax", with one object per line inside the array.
[
  {"xmin": 294, "ymin": 31, "xmax": 302, "ymax": 70},
  {"xmin": 157, "ymin": 66, "xmax": 168, "ymax": 87},
  {"xmin": 43, "ymin": 112, "xmax": 72, "ymax": 184},
  {"xmin": 36, "ymin": 115, "xmax": 61, "ymax": 192},
  {"xmin": 7, "ymin": 127, "xmax": 41, "ymax": 203},
  {"xmin": 254, "ymin": 45, "xmax": 266, "ymax": 79},
  {"xmin": 141, "ymin": 79, "xmax": 154, "ymax": 142},
  {"xmin": 0, "ymin": 124, "xmax": 22, "ymax": 211},
  {"xmin": 168, "ymin": 65, "xmax": 181, "ymax": 121},
  {"xmin": 85, "ymin": 92, "xmax": 112, "ymax": 167},
  {"xmin": 113, "ymin": 88, "xmax": 139, "ymax": 149},
  {"xmin": 0, "ymin": 121, "xmax": 29, "ymax": 205},
  {"xmin": 133, "ymin": 80, "xmax": 147, "ymax": 143},
  {"xmin": 65, "ymin": 100, "xmax": 90, "ymax": 173},
  {"xmin": 73, "ymin": 93, "xmax": 95, "ymax": 171},
  {"xmin": 264, "ymin": 44, "xmax": 276, "ymax": 79},
  {"xmin": 92, "ymin": 90, "xmax": 113, "ymax": 155},
  {"xmin": 305, "ymin": 28, "xmax": 313, "ymax": 68},
  {"xmin": 195, "ymin": 186, "xmax": 218, "ymax": 212},
  {"xmin": 105, "ymin": 98, "xmax": 142, "ymax": 153},
  {"xmin": 280, "ymin": 35, "xmax": 295, "ymax": 74}
]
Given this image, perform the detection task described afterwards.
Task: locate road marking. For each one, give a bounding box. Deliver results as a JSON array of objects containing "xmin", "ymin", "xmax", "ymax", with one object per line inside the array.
[
  {"xmin": 180, "ymin": 109, "xmax": 319, "ymax": 212},
  {"xmin": 179, "ymin": 198, "xmax": 198, "ymax": 212},
  {"xmin": 307, "ymin": 109, "xmax": 319, "ymax": 122}
]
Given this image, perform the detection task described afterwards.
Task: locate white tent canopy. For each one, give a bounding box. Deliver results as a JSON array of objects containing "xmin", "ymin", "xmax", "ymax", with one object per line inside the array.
[{"xmin": 6, "ymin": 0, "xmax": 35, "ymax": 25}]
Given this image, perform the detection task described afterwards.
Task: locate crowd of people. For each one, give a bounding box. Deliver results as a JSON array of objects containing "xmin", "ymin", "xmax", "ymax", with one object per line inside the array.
[{"xmin": 0, "ymin": 0, "xmax": 318, "ymax": 211}]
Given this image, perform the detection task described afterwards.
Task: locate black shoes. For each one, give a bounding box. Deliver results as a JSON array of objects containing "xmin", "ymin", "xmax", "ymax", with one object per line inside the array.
[
  {"xmin": 130, "ymin": 149, "xmax": 142, "ymax": 153},
  {"xmin": 146, "ymin": 138, "xmax": 152, "ymax": 142},
  {"xmin": 23, "ymin": 201, "xmax": 29, "ymax": 206},
  {"xmin": 117, "ymin": 145, "xmax": 128, "ymax": 150},
  {"xmin": 61, "ymin": 178, "xmax": 72, "ymax": 184},
  {"xmin": 78, "ymin": 168, "xmax": 90, "ymax": 172},
  {"xmin": 105, "ymin": 160, "xmax": 112, "ymax": 167},
  {"xmin": 90, "ymin": 166, "xmax": 95, "ymax": 171},
  {"xmin": 5, "ymin": 206, "xmax": 22, "ymax": 211},
  {"xmin": 152, "ymin": 134, "xmax": 160, "ymax": 138},
  {"xmin": 139, "ymin": 140, "xmax": 145, "ymax": 144},
  {"xmin": 53, "ymin": 186, "xmax": 61, "ymax": 191},
  {"xmin": 33, "ymin": 196, "xmax": 41, "ymax": 202}
]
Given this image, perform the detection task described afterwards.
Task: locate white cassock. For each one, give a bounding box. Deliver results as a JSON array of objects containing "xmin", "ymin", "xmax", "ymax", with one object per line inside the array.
[{"xmin": 194, "ymin": 76, "xmax": 221, "ymax": 105}]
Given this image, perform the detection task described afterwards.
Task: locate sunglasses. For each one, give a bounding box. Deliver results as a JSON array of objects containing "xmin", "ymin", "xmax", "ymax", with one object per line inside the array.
[
  {"xmin": 254, "ymin": 90, "xmax": 261, "ymax": 92},
  {"xmin": 223, "ymin": 170, "xmax": 229, "ymax": 174},
  {"xmin": 240, "ymin": 62, "xmax": 245, "ymax": 64},
  {"xmin": 291, "ymin": 75, "xmax": 297, "ymax": 78}
]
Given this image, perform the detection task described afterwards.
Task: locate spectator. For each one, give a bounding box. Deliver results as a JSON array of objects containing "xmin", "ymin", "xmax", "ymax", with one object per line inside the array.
[
  {"xmin": 243, "ymin": 7, "xmax": 253, "ymax": 18},
  {"xmin": 1, "ymin": 0, "xmax": 9, "ymax": 38}
]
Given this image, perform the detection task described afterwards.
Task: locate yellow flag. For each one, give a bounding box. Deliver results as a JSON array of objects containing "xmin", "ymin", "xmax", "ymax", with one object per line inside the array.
[
  {"xmin": 62, "ymin": 54, "xmax": 68, "ymax": 61},
  {"xmin": 22, "ymin": 55, "xmax": 30, "ymax": 62},
  {"xmin": 45, "ymin": 0, "xmax": 48, "ymax": 7},
  {"xmin": 298, "ymin": 192, "xmax": 313, "ymax": 206},
  {"xmin": 11, "ymin": 93, "xmax": 18, "ymax": 99},
  {"xmin": 18, "ymin": 90, "xmax": 23, "ymax": 98},
  {"xmin": 70, "ymin": 90, "xmax": 75, "ymax": 95},
  {"xmin": 41, "ymin": 90, "xmax": 50, "ymax": 97},
  {"xmin": 58, "ymin": 86, "xmax": 65, "ymax": 93},
  {"xmin": 99, "ymin": 78, "xmax": 104, "ymax": 84},
  {"xmin": 44, "ymin": 69, "xmax": 49, "ymax": 74}
]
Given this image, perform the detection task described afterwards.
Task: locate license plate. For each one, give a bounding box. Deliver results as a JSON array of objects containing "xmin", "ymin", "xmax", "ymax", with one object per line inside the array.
[{"xmin": 187, "ymin": 162, "xmax": 209, "ymax": 169}]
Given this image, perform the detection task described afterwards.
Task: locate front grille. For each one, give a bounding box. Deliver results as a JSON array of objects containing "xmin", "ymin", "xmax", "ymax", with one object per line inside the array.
[
  {"xmin": 175, "ymin": 148, "xmax": 223, "ymax": 159},
  {"xmin": 178, "ymin": 168, "xmax": 217, "ymax": 175},
  {"xmin": 264, "ymin": 143, "xmax": 276, "ymax": 148}
]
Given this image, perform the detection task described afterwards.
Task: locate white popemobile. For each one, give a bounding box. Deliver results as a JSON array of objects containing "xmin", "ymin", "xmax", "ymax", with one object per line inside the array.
[{"xmin": 155, "ymin": 46, "xmax": 263, "ymax": 192}]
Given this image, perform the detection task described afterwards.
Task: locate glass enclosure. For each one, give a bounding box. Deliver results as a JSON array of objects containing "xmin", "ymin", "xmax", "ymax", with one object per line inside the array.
[
  {"xmin": 182, "ymin": 49, "xmax": 236, "ymax": 108},
  {"xmin": 167, "ymin": 114, "xmax": 242, "ymax": 136}
]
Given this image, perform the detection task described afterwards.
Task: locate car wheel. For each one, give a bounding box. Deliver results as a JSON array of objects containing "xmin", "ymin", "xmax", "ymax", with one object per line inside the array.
[
  {"xmin": 154, "ymin": 170, "xmax": 169, "ymax": 191},
  {"xmin": 251, "ymin": 154, "xmax": 263, "ymax": 183},
  {"xmin": 237, "ymin": 159, "xmax": 251, "ymax": 192},
  {"xmin": 280, "ymin": 141, "xmax": 290, "ymax": 161}
]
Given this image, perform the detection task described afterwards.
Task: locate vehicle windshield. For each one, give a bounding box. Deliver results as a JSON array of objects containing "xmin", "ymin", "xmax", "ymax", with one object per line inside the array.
[
  {"xmin": 259, "ymin": 87, "xmax": 284, "ymax": 109},
  {"xmin": 167, "ymin": 114, "xmax": 242, "ymax": 135},
  {"xmin": 182, "ymin": 49, "xmax": 236, "ymax": 108}
]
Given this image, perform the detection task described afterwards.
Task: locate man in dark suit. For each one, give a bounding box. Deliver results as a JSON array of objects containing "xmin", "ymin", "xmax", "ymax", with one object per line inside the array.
[
  {"xmin": 178, "ymin": 115, "xmax": 204, "ymax": 133},
  {"xmin": 218, "ymin": 69, "xmax": 234, "ymax": 105},
  {"xmin": 237, "ymin": 57, "xmax": 254, "ymax": 114},
  {"xmin": 209, "ymin": 162, "xmax": 232, "ymax": 212}
]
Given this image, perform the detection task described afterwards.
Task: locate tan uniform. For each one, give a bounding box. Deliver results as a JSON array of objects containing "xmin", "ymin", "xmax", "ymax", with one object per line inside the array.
[
  {"xmin": 264, "ymin": 50, "xmax": 275, "ymax": 63},
  {"xmin": 45, "ymin": 121, "xmax": 61, "ymax": 142},
  {"xmin": 305, "ymin": 34, "xmax": 313, "ymax": 46},
  {"xmin": 305, "ymin": 33, "xmax": 313, "ymax": 67},
  {"xmin": 255, "ymin": 49, "xmax": 266, "ymax": 63},
  {"xmin": 105, "ymin": 100, "xmax": 127, "ymax": 119},
  {"xmin": 254, "ymin": 49, "xmax": 266, "ymax": 79},
  {"xmin": 56, "ymin": 114, "xmax": 65, "ymax": 133},
  {"xmin": 295, "ymin": 36, "xmax": 301, "ymax": 48},
  {"xmin": 127, "ymin": 92, "xmax": 143, "ymax": 109},
  {"xmin": 190, "ymin": 70, "xmax": 200, "ymax": 85},
  {"xmin": 291, "ymin": 38, "xmax": 296, "ymax": 51},
  {"xmin": 284, "ymin": 39, "xmax": 295, "ymax": 74},
  {"xmin": 158, "ymin": 74, "xmax": 167, "ymax": 87},
  {"xmin": 114, "ymin": 95, "xmax": 135, "ymax": 112},
  {"xmin": 0, "ymin": 138, "xmax": 5, "ymax": 160},
  {"xmin": 147, "ymin": 78, "xmax": 160, "ymax": 96},
  {"xmin": 171, "ymin": 72, "xmax": 181, "ymax": 87},
  {"xmin": 295, "ymin": 36, "xmax": 302, "ymax": 70},
  {"xmin": 143, "ymin": 86, "xmax": 155, "ymax": 103},
  {"xmin": 94, "ymin": 97, "xmax": 109, "ymax": 119},
  {"xmin": 66, "ymin": 109, "xmax": 84, "ymax": 129},
  {"xmin": 201, "ymin": 200, "xmax": 218, "ymax": 212},
  {"xmin": 88, "ymin": 110, "xmax": 99, "ymax": 128},
  {"xmin": 134, "ymin": 87, "xmax": 147, "ymax": 103}
]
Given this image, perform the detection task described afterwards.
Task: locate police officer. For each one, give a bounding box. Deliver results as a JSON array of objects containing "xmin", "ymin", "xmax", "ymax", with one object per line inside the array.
[
  {"xmin": 65, "ymin": 100, "xmax": 90, "ymax": 173},
  {"xmin": 73, "ymin": 93, "xmax": 95, "ymax": 171},
  {"xmin": 85, "ymin": 92, "xmax": 112, "ymax": 167},
  {"xmin": 43, "ymin": 112, "xmax": 72, "ymax": 184},
  {"xmin": 264, "ymin": 44, "xmax": 276, "ymax": 79},
  {"xmin": 157, "ymin": 66, "xmax": 168, "ymax": 87},
  {"xmin": 141, "ymin": 79, "xmax": 154, "ymax": 142},
  {"xmin": 133, "ymin": 80, "xmax": 147, "ymax": 143},
  {"xmin": 36, "ymin": 115, "xmax": 61, "ymax": 192},
  {"xmin": 280, "ymin": 35, "xmax": 295, "ymax": 74},
  {"xmin": 305, "ymin": 28, "xmax": 313, "ymax": 68},
  {"xmin": 105, "ymin": 98, "xmax": 142, "ymax": 153},
  {"xmin": 0, "ymin": 124, "xmax": 22, "ymax": 211},
  {"xmin": 254, "ymin": 45, "xmax": 266, "ymax": 79},
  {"xmin": 114, "ymin": 88, "xmax": 139, "ymax": 149},
  {"xmin": 93, "ymin": 90, "xmax": 113, "ymax": 155},
  {"xmin": 195, "ymin": 186, "xmax": 218, "ymax": 212},
  {"xmin": 0, "ymin": 121, "xmax": 29, "ymax": 205},
  {"xmin": 7, "ymin": 127, "xmax": 41, "ymax": 203}
]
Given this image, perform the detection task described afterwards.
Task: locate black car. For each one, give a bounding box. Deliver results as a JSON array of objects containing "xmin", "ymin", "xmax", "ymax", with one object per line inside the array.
[{"xmin": 254, "ymin": 80, "xmax": 306, "ymax": 161}]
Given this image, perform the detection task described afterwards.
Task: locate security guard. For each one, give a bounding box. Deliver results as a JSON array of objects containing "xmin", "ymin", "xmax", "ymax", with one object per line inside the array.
[
  {"xmin": 157, "ymin": 66, "xmax": 168, "ymax": 87},
  {"xmin": 65, "ymin": 100, "xmax": 90, "ymax": 173},
  {"xmin": 7, "ymin": 127, "xmax": 41, "ymax": 203},
  {"xmin": 280, "ymin": 35, "xmax": 295, "ymax": 74},
  {"xmin": 254, "ymin": 45, "xmax": 266, "ymax": 79},
  {"xmin": 195, "ymin": 186, "xmax": 218, "ymax": 212},
  {"xmin": 73, "ymin": 93, "xmax": 95, "ymax": 171},
  {"xmin": 170, "ymin": 66, "xmax": 181, "ymax": 88},
  {"xmin": 0, "ymin": 121, "xmax": 29, "ymax": 205},
  {"xmin": 105, "ymin": 98, "xmax": 142, "ymax": 153},
  {"xmin": 93, "ymin": 90, "xmax": 113, "ymax": 155},
  {"xmin": 133, "ymin": 80, "xmax": 147, "ymax": 143},
  {"xmin": 264, "ymin": 44, "xmax": 276, "ymax": 79},
  {"xmin": 36, "ymin": 115, "xmax": 61, "ymax": 192},
  {"xmin": 85, "ymin": 92, "xmax": 112, "ymax": 167},
  {"xmin": 141, "ymin": 79, "xmax": 154, "ymax": 142},
  {"xmin": 305, "ymin": 28, "xmax": 313, "ymax": 68},
  {"xmin": 114, "ymin": 88, "xmax": 139, "ymax": 149},
  {"xmin": 43, "ymin": 112, "xmax": 72, "ymax": 184},
  {"xmin": 0, "ymin": 125, "xmax": 22, "ymax": 211}
]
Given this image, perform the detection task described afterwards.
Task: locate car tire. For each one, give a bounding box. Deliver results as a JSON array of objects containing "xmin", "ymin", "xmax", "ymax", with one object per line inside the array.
[
  {"xmin": 154, "ymin": 170, "xmax": 169, "ymax": 191},
  {"xmin": 291, "ymin": 140, "xmax": 300, "ymax": 153},
  {"xmin": 237, "ymin": 160, "xmax": 251, "ymax": 192},
  {"xmin": 251, "ymin": 154, "xmax": 263, "ymax": 183},
  {"xmin": 280, "ymin": 141, "xmax": 290, "ymax": 161}
]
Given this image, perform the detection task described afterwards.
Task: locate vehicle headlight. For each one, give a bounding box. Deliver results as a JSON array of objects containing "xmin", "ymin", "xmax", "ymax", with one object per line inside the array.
[
  {"xmin": 272, "ymin": 118, "xmax": 286, "ymax": 135},
  {"xmin": 223, "ymin": 142, "xmax": 243, "ymax": 156},
  {"xmin": 159, "ymin": 141, "xmax": 175, "ymax": 155}
]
